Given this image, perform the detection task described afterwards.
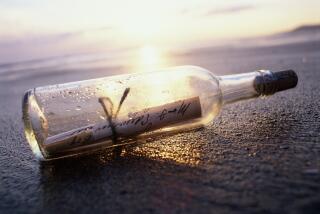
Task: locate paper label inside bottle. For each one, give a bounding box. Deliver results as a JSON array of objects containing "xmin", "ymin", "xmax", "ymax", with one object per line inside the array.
[{"xmin": 45, "ymin": 96, "xmax": 202, "ymax": 153}]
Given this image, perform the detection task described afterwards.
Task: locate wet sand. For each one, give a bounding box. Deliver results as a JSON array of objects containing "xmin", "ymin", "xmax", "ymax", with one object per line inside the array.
[{"xmin": 0, "ymin": 41, "xmax": 319, "ymax": 213}]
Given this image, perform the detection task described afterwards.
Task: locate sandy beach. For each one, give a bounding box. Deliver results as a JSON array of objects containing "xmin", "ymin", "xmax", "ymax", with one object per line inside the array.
[{"xmin": 0, "ymin": 38, "xmax": 319, "ymax": 213}]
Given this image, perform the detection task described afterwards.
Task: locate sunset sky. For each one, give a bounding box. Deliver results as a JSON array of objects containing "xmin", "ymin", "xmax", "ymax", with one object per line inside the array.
[{"xmin": 0, "ymin": 0, "xmax": 319, "ymax": 63}]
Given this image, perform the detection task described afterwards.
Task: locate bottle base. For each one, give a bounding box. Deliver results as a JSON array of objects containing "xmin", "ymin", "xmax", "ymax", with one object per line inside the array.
[{"xmin": 22, "ymin": 89, "xmax": 45, "ymax": 160}]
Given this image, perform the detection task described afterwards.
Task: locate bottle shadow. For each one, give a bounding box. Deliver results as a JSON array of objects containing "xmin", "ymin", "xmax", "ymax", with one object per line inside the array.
[{"xmin": 38, "ymin": 146, "xmax": 208, "ymax": 213}]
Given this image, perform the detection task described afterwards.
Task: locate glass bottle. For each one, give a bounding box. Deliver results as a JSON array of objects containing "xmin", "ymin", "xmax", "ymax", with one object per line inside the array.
[{"xmin": 22, "ymin": 66, "xmax": 298, "ymax": 160}]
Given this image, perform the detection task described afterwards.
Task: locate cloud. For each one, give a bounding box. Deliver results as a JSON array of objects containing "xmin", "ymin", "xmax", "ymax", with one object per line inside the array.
[
  {"xmin": 205, "ymin": 4, "xmax": 256, "ymax": 16},
  {"xmin": 179, "ymin": 4, "xmax": 256, "ymax": 17},
  {"xmin": 0, "ymin": 25, "xmax": 114, "ymax": 47}
]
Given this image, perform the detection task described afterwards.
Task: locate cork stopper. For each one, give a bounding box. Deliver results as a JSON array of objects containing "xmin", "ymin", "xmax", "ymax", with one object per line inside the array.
[{"xmin": 254, "ymin": 70, "xmax": 298, "ymax": 95}]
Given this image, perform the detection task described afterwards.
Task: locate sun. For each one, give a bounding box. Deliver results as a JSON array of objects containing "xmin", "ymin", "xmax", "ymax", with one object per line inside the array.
[
  {"xmin": 139, "ymin": 45, "xmax": 161, "ymax": 69},
  {"xmin": 139, "ymin": 45, "xmax": 160, "ymax": 66}
]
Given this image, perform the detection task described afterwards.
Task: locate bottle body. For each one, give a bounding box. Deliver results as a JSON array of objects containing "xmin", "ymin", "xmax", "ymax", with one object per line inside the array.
[
  {"xmin": 23, "ymin": 66, "xmax": 224, "ymax": 160},
  {"xmin": 23, "ymin": 66, "xmax": 297, "ymax": 160}
]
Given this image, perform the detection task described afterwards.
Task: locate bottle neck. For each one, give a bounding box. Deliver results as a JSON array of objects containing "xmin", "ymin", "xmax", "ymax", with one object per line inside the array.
[
  {"xmin": 218, "ymin": 69, "xmax": 298, "ymax": 105},
  {"xmin": 219, "ymin": 71, "xmax": 260, "ymax": 105}
]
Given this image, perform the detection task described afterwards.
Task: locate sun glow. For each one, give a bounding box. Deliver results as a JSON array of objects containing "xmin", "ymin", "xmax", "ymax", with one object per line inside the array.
[
  {"xmin": 136, "ymin": 45, "xmax": 168, "ymax": 72},
  {"xmin": 140, "ymin": 45, "xmax": 160, "ymax": 66}
]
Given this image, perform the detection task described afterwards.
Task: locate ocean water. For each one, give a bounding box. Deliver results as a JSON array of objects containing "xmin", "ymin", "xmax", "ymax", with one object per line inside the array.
[{"xmin": 1, "ymin": 40, "xmax": 319, "ymax": 84}]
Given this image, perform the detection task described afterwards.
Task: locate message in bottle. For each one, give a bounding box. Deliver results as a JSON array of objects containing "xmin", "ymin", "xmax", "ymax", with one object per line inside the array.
[{"xmin": 45, "ymin": 97, "xmax": 202, "ymax": 153}]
